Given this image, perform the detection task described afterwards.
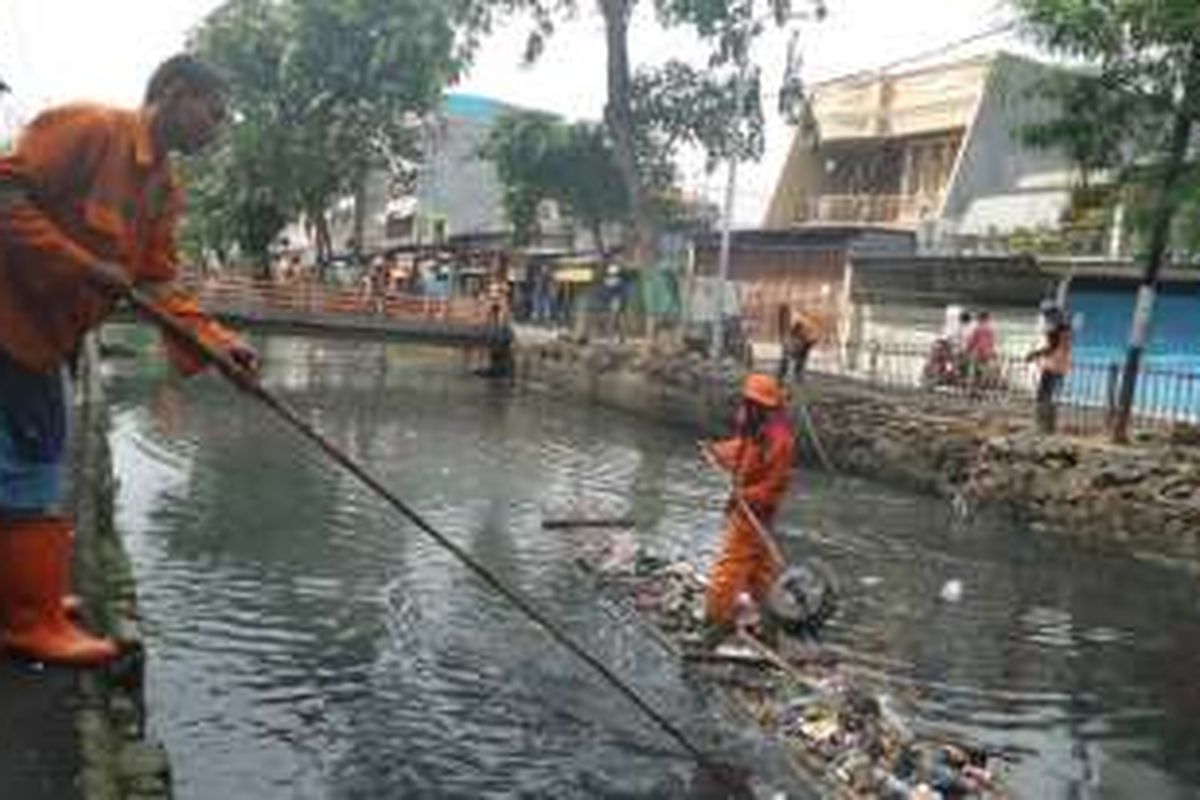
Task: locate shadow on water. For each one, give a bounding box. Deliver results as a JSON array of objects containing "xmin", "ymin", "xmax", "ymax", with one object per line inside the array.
[{"xmin": 102, "ymin": 326, "xmax": 1200, "ymax": 799}]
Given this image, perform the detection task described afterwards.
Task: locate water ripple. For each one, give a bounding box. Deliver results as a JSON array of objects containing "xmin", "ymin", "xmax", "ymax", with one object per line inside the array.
[{"xmin": 102, "ymin": 329, "xmax": 1200, "ymax": 799}]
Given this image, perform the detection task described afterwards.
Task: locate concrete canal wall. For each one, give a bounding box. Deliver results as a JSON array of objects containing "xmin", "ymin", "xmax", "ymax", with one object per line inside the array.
[
  {"xmin": 71, "ymin": 339, "xmax": 172, "ymax": 800},
  {"xmin": 517, "ymin": 339, "xmax": 1200, "ymax": 560}
]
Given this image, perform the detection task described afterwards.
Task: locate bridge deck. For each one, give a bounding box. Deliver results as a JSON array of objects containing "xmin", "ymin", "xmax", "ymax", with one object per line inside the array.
[{"xmin": 180, "ymin": 277, "xmax": 511, "ymax": 346}]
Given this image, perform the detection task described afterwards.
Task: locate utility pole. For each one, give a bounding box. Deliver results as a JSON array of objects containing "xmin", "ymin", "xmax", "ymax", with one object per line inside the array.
[
  {"xmin": 711, "ymin": 62, "xmax": 749, "ymax": 360},
  {"xmin": 711, "ymin": 110, "xmax": 740, "ymax": 358},
  {"xmin": 707, "ymin": 0, "xmax": 822, "ymax": 360}
]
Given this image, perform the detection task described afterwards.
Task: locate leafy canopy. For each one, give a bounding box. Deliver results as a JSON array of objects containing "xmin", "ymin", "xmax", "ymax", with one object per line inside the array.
[
  {"xmin": 1014, "ymin": 0, "xmax": 1200, "ymax": 251},
  {"xmin": 481, "ymin": 111, "xmax": 629, "ymax": 246},
  {"xmin": 183, "ymin": 0, "xmax": 485, "ymax": 266}
]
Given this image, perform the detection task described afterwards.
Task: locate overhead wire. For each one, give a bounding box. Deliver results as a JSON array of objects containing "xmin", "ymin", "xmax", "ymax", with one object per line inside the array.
[{"xmin": 810, "ymin": 19, "xmax": 1020, "ymax": 89}]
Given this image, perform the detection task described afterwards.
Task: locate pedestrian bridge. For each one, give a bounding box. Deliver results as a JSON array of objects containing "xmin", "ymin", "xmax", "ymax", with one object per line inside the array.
[{"xmin": 179, "ymin": 276, "xmax": 512, "ymax": 349}]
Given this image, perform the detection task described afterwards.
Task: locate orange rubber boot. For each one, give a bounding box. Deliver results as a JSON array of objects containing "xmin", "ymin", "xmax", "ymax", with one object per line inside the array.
[
  {"xmin": 0, "ymin": 516, "xmax": 119, "ymax": 666},
  {"xmin": 62, "ymin": 594, "xmax": 83, "ymax": 617}
]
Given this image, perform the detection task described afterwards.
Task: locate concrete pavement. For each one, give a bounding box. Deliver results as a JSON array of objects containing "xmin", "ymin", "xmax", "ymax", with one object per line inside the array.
[{"xmin": 0, "ymin": 658, "xmax": 83, "ymax": 800}]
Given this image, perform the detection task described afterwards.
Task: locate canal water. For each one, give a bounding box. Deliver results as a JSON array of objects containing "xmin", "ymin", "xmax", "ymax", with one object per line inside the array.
[{"xmin": 103, "ymin": 327, "xmax": 1200, "ymax": 799}]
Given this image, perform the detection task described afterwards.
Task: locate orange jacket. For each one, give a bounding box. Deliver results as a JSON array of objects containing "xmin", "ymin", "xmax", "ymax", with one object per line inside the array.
[
  {"xmin": 709, "ymin": 413, "xmax": 796, "ymax": 517},
  {"xmin": 0, "ymin": 103, "xmax": 236, "ymax": 374}
]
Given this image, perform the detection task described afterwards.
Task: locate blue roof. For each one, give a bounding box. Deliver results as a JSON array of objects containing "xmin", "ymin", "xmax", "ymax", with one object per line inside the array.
[{"xmin": 443, "ymin": 93, "xmax": 513, "ymax": 123}]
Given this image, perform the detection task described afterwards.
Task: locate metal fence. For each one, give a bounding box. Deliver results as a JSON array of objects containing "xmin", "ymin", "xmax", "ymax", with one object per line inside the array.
[{"xmin": 792, "ymin": 341, "xmax": 1200, "ymax": 434}]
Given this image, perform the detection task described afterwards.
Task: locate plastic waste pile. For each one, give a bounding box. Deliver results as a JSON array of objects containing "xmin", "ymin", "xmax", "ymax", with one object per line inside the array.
[{"xmin": 574, "ymin": 533, "xmax": 1008, "ymax": 800}]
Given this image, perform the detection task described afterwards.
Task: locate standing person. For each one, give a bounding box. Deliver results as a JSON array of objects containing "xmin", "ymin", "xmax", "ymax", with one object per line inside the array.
[
  {"xmin": 603, "ymin": 263, "xmax": 624, "ymax": 341},
  {"xmin": 485, "ymin": 275, "xmax": 506, "ymax": 328},
  {"xmin": 1027, "ymin": 303, "xmax": 1072, "ymax": 433},
  {"xmin": 965, "ymin": 309, "xmax": 999, "ymax": 391},
  {"xmin": 700, "ymin": 373, "xmax": 795, "ymax": 646},
  {"xmin": 367, "ymin": 256, "xmax": 388, "ymax": 313},
  {"xmin": 778, "ymin": 305, "xmax": 821, "ymax": 385},
  {"xmin": 0, "ymin": 55, "xmax": 258, "ymax": 667}
]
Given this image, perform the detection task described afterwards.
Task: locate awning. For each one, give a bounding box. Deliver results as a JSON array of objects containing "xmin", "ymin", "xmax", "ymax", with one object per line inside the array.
[{"xmin": 554, "ymin": 267, "xmax": 595, "ymax": 284}]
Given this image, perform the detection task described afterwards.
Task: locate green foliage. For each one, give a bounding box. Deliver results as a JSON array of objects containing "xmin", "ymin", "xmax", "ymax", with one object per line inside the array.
[
  {"xmin": 480, "ymin": 111, "xmax": 562, "ymax": 244},
  {"xmin": 486, "ymin": 0, "xmax": 822, "ymax": 260},
  {"xmin": 184, "ymin": 0, "xmax": 483, "ymax": 266},
  {"xmin": 552, "ymin": 123, "xmax": 632, "ymax": 246},
  {"xmin": 482, "ymin": 111, "xmax": 628, "ymax": 247},
  {"xmin": 1014, "ymin": 0, "xmax": 1200, "ymax": 256},
  {"xmin": 631, "ymin": 60, "xmax": 762, "ymax": 169}
]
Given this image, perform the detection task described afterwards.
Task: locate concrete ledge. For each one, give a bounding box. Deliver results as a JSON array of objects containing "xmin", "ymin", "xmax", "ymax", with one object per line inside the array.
[{"xmin": 71, "ymin": 338, "xmax": 172, "ymax": 800}]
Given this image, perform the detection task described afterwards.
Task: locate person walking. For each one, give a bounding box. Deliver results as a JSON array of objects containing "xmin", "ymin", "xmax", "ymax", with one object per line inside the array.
[
  {"xmin": 700, "ymin": 373, "xmax": 795, "ymax": 647},
  {"xmin": 1027, "ymin": 303, "xmax": 1072, "ymax": 433},
  {"xmin": 0, "ymin": 54, "xmax": 257, "ymax": 666}
]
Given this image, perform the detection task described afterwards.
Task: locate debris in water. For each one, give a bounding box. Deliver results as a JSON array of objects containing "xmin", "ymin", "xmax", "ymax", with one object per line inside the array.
[
  {"xmin": 575, "ymin": 532, "xmax": 1009, "ymax": 799},
  {"xmin": 542, "ymin": 516, "xmax": 637, "ymax": 530},
  {"xmin": 951, "ymin": 492, "xmax": 972, "ymax": 520},
  {"xmin": 940, "ymin": 580, "xmax": 964, "ymax": 603}
]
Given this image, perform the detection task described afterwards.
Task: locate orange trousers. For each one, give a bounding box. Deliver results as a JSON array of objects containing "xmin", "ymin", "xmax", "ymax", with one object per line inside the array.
[{"xmin": 705, "ymin": 505, "xmax": 781, "ymax": 627}]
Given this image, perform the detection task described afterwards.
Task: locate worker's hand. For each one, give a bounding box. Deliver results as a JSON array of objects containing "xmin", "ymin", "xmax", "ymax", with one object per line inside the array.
[
  {"xmin": 225, "ymin": 339, "xmax": 260, "ymax": 379},
  {"xmin": 86, "ymin": 261, "xmax": 132, "ymax": 297}
]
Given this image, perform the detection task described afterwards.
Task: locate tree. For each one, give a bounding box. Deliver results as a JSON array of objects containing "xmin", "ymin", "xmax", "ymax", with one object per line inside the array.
[
  {"xmin": 183, "ymin": 0, "xmax": 296, "ymax": 271},
  {"xmin": 185, "ymin": 0, "xmax": 484, "ymax": 270},
  {"xmin": 480, "ymin": 111, "xmax": 561, "ymax": 246},
  {"xmin": 552, "ymin": 122, "xmax": 631, "ymax": 252},
  {"xmin": 1014, "ymin": 0, "xmax": 1200, "ymax": 442},
  {"xmin": 483, "ymin": 0, "xmax": 823, "ymax": 266},
  {"xmin": 482, "ymin": 111, "xmax": 629, "ymax": 250}
]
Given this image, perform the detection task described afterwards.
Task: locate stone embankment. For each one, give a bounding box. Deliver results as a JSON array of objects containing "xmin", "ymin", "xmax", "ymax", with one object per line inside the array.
[
  {"xmin": 72, "ymin": 340, "xmax": 173, "ymax": 800},
  {"xmin": 517, "ymin": 338, "xmax": 1200, "ymax": 560}
]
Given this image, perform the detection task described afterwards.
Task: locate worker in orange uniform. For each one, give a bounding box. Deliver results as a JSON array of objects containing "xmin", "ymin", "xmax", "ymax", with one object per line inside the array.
[
  {"xmin": 700, "ymin": 373, "xmax": 795, "ymax": 647},
  {"xmin": 0, "ymin": 55, "xmax": 258, "ymax": 667}
]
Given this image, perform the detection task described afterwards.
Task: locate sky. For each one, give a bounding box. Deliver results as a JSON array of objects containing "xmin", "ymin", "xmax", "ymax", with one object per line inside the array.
[{"xmin": 0, "ymin": 0, "xmax": 1025, "ymax": 224}]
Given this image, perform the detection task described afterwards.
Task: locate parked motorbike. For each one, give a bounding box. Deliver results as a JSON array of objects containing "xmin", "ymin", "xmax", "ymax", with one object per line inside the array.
[{"xmin": 922, "ymin": 337, "xmax": 963, "ymax": 388}]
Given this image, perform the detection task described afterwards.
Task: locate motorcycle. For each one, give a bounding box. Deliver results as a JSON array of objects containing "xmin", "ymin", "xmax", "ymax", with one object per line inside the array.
[{"xmin": 921, "ymin": 337, "xmax": 964, "ymax": 388}]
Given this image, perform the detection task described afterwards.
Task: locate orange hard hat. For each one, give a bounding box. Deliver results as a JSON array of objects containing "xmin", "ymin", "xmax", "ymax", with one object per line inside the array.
[{"xmin": 742, "ymin": 373, "xmax": 783, "ymax": 408}]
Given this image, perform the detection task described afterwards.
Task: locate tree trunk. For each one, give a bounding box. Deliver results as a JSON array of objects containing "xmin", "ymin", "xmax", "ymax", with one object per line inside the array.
[
  {"xmin": 312, "ymin": 210, "xmax": 333, "ymax": 276},
  {"xmin": 598, "ymin": 0, "xmax": 654, "ymax": 267},
  {"xmin": 352, "ymin": 166, "xmax": 370, "ymax": 262},
  {"xmin": 591, "ymin": 219, "xmax": 606, "ymax": 255},
  {"xmin": 1112, "ymin": 33, "xmax": 1200, "ymax": 443}
]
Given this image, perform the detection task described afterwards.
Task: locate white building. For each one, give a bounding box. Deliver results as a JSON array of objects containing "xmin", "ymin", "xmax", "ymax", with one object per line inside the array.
[{"xmin": 765, "ymin": 53, "xmax": 1084, "ymax": 253}]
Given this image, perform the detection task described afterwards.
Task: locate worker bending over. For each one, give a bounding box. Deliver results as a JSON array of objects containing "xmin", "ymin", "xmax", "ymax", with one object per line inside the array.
[
  {"xmin": 0, "ymin": 55, "xmax": 257, "ymax": 667},
  {"xmin": 701, "ymin": 373, "xmax": 795, "ymax": 646}
]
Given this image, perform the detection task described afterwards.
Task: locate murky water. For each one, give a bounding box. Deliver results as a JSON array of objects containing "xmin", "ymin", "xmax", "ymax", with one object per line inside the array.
[{"xmin": 104, "ymin": 328, "xmax": 1200, "ymax": 799}]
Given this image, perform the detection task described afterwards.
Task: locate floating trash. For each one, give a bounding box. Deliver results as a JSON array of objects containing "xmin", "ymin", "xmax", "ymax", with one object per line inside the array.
[
  {"xmin": 575, "ymin": 531, "xmax": 1010, "ymax": 799},
  {"xmin": 940, "ymin": 579, "xmax": 964, "ymax": 603}
]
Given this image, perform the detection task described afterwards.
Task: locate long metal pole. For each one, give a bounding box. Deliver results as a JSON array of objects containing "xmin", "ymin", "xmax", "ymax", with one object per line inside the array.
[{"xmin": 122, "ymin": 286, "xmax": 725, "ymax": 776}]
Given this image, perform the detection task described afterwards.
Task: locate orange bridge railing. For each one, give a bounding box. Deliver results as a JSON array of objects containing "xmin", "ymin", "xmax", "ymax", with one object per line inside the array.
[{"xmin": 185, "ymin": 276, "xmax": 499, "ymax": 329}]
